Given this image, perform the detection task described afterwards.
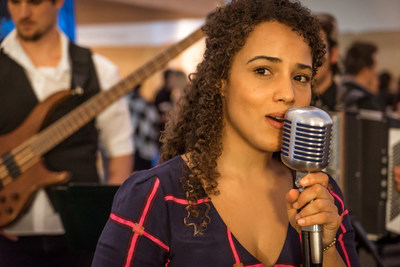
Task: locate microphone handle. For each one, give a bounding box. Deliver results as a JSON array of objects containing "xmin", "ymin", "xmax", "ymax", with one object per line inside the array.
[
  {"xmin": 296, "ymin": 171, "xmax": 323, "ymax": 267},
  {"xmin": 302, "ymin": 230, "xmax": 323, "ymax": 267}
]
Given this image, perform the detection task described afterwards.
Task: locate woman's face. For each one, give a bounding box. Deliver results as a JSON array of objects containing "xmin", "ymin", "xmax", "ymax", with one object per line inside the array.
[{"xmin": 221, "ymin": 21, "xmax": 313, "ymax": 153}]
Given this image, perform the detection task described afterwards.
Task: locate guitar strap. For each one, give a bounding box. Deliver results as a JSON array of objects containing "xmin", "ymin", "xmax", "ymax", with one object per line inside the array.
[
  {"xmin": 69, "ymin": 42, "xmax": 97, "ymax": 92},
  {"xmin": 43, "ymin": 42, "xmax": 101, "ymax": 184},
  {"xmin": 45, "ymin": 43, "xmax": 102, "ymax": 210}
]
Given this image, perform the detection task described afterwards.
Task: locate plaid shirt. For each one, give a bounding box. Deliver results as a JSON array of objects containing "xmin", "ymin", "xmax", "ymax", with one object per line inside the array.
[
  {"xmin": 93, "ymin": 156, "xmax": 360, "ymax": 267},
  {"xmin": 129, "ymin": 90, "xmax": 160, "ymax": 161}
]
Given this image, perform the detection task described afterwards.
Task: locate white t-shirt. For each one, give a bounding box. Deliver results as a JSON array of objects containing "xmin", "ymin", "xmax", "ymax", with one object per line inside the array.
[{"xmin": 0, "ymin": 30, "xmax": 134, "ymax": 235}]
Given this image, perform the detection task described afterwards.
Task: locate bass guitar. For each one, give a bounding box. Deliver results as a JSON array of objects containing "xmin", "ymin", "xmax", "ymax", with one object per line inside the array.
[{"xmin": 0, "ymin": 27, "xmax": 204, "ymax": 227}]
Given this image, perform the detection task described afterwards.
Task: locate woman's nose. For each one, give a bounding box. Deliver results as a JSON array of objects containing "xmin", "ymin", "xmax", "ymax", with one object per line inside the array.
[{"xmin": 272, "ymin": 78, "xmax": 295, "ymax": 104}]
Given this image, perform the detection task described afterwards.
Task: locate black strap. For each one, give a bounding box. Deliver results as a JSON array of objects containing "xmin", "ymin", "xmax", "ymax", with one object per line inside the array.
[{"xmin": 68, "ymin": 42, "xmax": 92, "ymax": 91}]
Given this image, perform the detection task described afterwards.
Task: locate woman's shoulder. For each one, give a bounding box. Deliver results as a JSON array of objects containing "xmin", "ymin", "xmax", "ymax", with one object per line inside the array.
[{"xmin": 117, "ymin": 155, "xmax": 186, "ymax": 199}]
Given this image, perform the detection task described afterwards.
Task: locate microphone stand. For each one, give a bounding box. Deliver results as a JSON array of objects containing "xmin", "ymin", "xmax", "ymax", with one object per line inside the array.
[{"xmin": 296, "ymin": 171, "xmax": 323, "ymax": 267}]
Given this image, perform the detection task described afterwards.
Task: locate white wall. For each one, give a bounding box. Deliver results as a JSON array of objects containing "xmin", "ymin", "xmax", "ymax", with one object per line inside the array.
[{"xmin": 303, "ymin": 0, "xmax": 400, "ymax": 33}]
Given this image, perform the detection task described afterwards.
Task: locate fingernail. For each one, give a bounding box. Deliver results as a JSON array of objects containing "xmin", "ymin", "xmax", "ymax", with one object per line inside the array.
[
  {"xmin": 295, "ymin": 214, "xmax": 301, "ymax": 220},
  {"xmin": 301, "ymin": 178, "xmax": 308, "ymax": 186},
  {"xmin": 297, "ymin": 218, "xmax": 305, "ymax": 225},
  {"xmin": 293, "ymin": 202, "xmax": 299, "ymax": 209}
]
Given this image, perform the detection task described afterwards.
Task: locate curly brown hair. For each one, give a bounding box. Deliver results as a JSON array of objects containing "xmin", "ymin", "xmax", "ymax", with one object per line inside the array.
[{"xmin": 160, "ymin": 0, "xmax": 325, "ymax": 235}]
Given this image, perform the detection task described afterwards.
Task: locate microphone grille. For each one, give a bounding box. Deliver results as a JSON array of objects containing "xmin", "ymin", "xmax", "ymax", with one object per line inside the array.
[{"xmin": 281, "ymin": 106, "xmax": 332, "ymax": 172}]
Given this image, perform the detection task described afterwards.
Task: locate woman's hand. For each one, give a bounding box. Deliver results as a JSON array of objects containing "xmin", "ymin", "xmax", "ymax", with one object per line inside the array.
[{"xmin": 286, "ymin": 172, "xmax": 342, "ymax": 247}]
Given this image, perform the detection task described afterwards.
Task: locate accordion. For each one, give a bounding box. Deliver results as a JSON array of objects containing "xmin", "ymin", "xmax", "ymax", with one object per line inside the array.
[
  {"xmin": 327, "ymin": 110, "xmax": 400, "ymax": 238},
  {"xmin": 387, "ymin": 127, "xmax": 400, "ymax": 234}
]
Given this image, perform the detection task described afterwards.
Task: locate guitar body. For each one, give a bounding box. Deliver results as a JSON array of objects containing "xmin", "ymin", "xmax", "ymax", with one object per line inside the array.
[
  {"xmin": 0, "ymin": 91, "xmax": 72, "ymax": 227},
  {"xmin": 0, "ymin": 27, "xmax": 204, "ymax": 228}
]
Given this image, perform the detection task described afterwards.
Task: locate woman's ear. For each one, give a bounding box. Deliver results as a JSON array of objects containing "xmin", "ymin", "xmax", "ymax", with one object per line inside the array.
[{"xmin": 220, "ymin": 79, "xmax": 227, "ymax": 97}]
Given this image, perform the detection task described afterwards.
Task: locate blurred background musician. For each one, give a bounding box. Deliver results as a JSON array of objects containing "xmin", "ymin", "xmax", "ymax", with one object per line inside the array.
[{"xmin": 0, "ymin": 0, "xmax": 133, "ymax": 266}]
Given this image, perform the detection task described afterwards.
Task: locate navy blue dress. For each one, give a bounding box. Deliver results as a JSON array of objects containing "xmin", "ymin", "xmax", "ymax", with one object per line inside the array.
[{"xmin": 92, "ymin": 156, "xmax": 359, "ymax": 267}]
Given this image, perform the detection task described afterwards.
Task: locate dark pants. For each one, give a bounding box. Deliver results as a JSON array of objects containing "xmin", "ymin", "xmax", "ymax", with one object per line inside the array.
[{"xmin": 0, "ymin": 235, "xmax": 93, "ymax": 267}]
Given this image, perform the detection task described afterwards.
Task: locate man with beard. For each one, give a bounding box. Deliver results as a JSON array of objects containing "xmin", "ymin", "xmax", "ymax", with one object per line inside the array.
[{"xmin": 0, "ymin": 0, "xmax": 134, "ymax": 266}]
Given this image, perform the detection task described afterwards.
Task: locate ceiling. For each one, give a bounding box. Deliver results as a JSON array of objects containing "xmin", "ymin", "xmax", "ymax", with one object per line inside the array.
[
  {"xmin": 76, "ymin": 0, "xmax": 400, "ymax": 33},
  {"xmin": 72, "ymin": 0, "xmax": 400, "ymax": 87},
  {"xmin": 75, "ymin": 0, "xmax": 220, "ymax": 24},
  {"xmin": 106, "ymin": 0, "xmax": 221, "ymax": 16},
  {"xmin": 74, "ymin": 0, "xmax": 400, "ymax": 48}
]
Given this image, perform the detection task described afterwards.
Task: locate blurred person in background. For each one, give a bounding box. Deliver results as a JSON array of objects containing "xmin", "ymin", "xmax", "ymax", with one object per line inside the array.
[
  {"xmin": 311, "ymin": 13, "xmax": 343, "ymax": 112},
  {"xmin": 0, "ymin": 0, "xmax": 133, "ymax": 266},
  {"xmin": 155, "ymin": 69, "xmax": 176, "ymax": 131},
  {"xmin": 170, "ymin": 69, "xmax": 188, "ymax": 105},
  {"xmin": 377, "ymin": 71, "xmax": 395, "ymax": 112},
  {"xmin": 155, "ymin": 69, "xmax": 188, "ymax": 149},
  {"xmin": 129, "ymin": 84, "xmax": 160, "ymax": 171},
  {"xmin": 340, "ymin": 41, "xmax": 384, "ymax": 112},
  {"xmin": 391, "ymin": 76, "xmax": 400, "ymax": 116}
]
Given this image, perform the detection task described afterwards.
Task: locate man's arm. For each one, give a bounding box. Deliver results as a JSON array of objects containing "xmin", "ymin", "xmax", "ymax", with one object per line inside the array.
[
  {"xmin": 107, "ymin": 154, "xmax": 134, "ymax": 185},
  {"xmin": 91, "ymin": 53, "xmax": 135, "ymax": 185}
]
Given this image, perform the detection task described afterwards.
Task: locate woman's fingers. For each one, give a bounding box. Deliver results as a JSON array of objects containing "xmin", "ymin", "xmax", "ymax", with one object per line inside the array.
[
  {"xmin": 286, "ymin": 189, "xmax": 301, "ymax": 233},
  {"xmin": 295, "ymin": 198, "xmax": 339, "ymax": 227},
  {"xmin": 286, "ymin": 172, "xmax": 342, "ymax": 245},
  {"xmin": 298, "ymin": 172, "xmax": 329, "ymax": 188},
  {"xmin": 292, "ymin": 183, "xmax": 334, "ymax": 211}
]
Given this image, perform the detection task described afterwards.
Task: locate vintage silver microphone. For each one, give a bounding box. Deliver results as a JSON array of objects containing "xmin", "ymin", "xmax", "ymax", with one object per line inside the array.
[{"xmin": 281, "ymin": 106, "xmax": 333, "ymax": 267}]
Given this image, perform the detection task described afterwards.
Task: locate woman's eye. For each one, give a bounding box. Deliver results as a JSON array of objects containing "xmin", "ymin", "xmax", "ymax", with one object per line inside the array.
[
  {"xmin": 294, "ymin": 75, "xmax": 310, "ymax": 83},
  {"xmin": 254, "ymin": 67, "xmax": 271, "ymax": 76}
]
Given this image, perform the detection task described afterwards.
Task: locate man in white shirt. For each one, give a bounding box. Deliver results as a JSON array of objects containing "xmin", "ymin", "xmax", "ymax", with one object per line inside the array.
[{"xmin": 0, "ymin": 0, "xmax": 134, "ymax": 265}]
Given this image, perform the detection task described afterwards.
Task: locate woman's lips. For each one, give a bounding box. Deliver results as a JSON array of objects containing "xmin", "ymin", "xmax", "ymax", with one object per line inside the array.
[{"xmin": 265, "ymin": 115, "xmax": 285, "ymax": 129}]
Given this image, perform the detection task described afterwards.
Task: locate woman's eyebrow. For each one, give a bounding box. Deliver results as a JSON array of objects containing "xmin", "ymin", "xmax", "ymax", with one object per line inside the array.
[
  {"xmin": 246, "ymin": 55, "xmax": 282, "ymax": 64},
  {"xmin": 246, "ymin": 56, "xmax": 312, "ymax": 72},
  {"xmin": 297, "ymin": 63, "xmax": 312, "ymax": 72}
]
